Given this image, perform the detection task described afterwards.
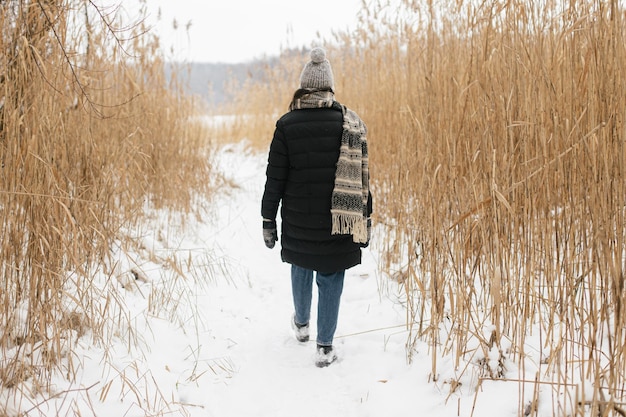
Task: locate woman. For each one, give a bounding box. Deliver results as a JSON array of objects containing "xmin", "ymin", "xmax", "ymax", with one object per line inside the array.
[{"xmin": 261, "ymin": 47, "xmax": 372, "ymax": 368}]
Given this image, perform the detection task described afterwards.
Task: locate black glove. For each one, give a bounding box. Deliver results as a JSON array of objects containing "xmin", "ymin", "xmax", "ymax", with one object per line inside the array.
[{"xmin": 263, "ymin": 219, "xmax": 278, "ymax": 249}]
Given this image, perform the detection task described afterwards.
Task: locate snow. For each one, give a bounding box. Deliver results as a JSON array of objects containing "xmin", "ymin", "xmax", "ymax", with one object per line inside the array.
[{"xmin": 1, "ymin": 142, "xmax": 581, "ymax": 416}]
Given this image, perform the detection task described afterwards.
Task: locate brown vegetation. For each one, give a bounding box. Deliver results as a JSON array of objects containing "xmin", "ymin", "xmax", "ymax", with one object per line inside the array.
[
  {"xmin": 1, "ymin": 0, "xmax": 212, "ymax": 396},
  {"xmin": 214, "ymin": 0, "xmax": 626, "ymax": 414}
]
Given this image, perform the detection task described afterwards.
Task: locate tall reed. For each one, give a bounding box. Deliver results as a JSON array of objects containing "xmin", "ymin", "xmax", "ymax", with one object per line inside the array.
[
  {"xmin": 217, "ymin": 0, "xmax": 626, "ymax": 414},
  {"xmin": 1, "ymin": 0, "xmax": 212, "ymax": 392}
]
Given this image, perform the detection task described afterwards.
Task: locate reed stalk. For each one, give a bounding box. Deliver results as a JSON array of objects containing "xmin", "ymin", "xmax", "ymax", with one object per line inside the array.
[
  {"xmin": 216, "ymin": 0, "xmax": 626, "ymax": 413},
  {"xmin": 1, "ymin": 0, "xmax": 213, "ymax": 397}
]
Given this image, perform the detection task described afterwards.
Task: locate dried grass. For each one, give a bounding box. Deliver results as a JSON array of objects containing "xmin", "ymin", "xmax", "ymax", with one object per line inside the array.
[
  {"xmin": 1, "ymin": 0, "xmax": 214, "ymax": 409},
  {"xmin": 215, "ymin": 0, "xmax": 626, "ymax": 414}
]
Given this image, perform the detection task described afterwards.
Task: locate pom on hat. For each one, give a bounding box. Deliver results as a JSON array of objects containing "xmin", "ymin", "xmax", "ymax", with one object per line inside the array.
[
  {"xmin": 299, "ymin": 47, "xmax": 335, "ymax": 90},
  {"xmin": 310, "ymin": 47, "xmax": 326, "ymax": 64}
]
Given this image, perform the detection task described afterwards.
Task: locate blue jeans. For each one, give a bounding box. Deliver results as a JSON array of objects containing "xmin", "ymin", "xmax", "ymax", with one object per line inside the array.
[{"xmin": 291, "ymin": 264, "xmax": 345, "ymax": 346}]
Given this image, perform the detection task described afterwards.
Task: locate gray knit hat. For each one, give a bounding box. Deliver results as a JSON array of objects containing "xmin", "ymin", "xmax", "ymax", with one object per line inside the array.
[{"xmin": 299, "ymin": 47, "xmax": 335, "ymax": 90}]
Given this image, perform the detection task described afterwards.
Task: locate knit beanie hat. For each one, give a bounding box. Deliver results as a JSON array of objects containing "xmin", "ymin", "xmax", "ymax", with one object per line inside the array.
[{"xmin": 299, "ymin": 47, "xmax": 335, "ymax": 90}]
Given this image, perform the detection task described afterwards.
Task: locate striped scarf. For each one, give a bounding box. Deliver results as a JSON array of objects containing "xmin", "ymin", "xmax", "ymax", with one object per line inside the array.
[
  {"xmin": 288, "ymin": 89, "xmax": 369, "ymax": 244},
  {"xmin": 330, "ymin": 105, "xmax": 369, "ymax": 243}
]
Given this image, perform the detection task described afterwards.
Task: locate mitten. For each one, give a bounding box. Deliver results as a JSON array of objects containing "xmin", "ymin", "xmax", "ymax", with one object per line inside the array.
[{"xmin": 263, "ymin": 219, "xmax": 278, "ymax": 249}]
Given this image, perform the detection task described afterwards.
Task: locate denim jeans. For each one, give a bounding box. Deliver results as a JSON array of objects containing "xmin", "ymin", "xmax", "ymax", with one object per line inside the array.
[{"xmin": 291, "ymin": 264, "xmax": 345, "ymax": 346}]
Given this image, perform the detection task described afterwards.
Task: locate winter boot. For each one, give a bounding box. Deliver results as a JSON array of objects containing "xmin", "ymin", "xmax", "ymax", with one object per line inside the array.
[
  {"xmin": 292, "ymin": 315, "xmax": 310, "ymax": 343},
  {"xmin": 315, "ymin": 344, "xmax": 337, "ymax": 368}
]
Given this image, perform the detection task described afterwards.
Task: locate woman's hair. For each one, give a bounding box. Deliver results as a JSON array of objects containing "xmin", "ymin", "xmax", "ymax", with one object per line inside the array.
[{"xmin": 291, "ymin": 87, "xmax": 334, "ymax": 102}]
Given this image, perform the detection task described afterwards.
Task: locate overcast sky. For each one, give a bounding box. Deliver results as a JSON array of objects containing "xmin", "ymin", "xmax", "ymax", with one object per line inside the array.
[{"xmin": 123, "ymin": 0, "xmax": 365, "ymax": 63}]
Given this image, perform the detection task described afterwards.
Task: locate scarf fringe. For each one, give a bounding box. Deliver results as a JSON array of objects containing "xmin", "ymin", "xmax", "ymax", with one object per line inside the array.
[{"xmin": 331, "ymin": 213, "xmax": 368, "ymax": 244}]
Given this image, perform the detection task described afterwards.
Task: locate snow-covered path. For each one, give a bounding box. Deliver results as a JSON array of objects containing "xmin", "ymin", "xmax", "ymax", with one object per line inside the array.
[
  {"xmin": 2, "ymin": 143, "xmax": 495, "ymax": 417},
  {"xmin": 195, "ymin": 144, "xmax": 420, "ymax": 416},
  {"xmin": 81, "ymin": 143, "xmax": 574, "ymax": 417}
]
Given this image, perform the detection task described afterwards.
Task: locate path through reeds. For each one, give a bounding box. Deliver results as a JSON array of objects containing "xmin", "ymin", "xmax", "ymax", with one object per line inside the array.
[{"xmin": 214, "ymin": 1, "xmax": 626, "ymax": 415}]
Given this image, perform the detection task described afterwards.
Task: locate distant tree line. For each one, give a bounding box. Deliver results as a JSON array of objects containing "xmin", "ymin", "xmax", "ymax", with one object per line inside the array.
[
  {"xmin": 166, "ymin": 59, "xmax": 269, "ymax": 106},
  {"xmin": 167, "ymin": 47, "xmax": 308, "ymax": 107}
]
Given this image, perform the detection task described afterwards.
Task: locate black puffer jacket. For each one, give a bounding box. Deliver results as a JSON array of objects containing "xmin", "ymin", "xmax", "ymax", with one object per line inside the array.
[{"xmin": 261, "ymin": 106, "xmax": 372, "ymax": 273}]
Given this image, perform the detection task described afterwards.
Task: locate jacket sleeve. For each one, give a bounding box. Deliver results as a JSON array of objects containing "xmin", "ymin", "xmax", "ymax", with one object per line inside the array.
[{"xmin": 261, "ymin": 124, "xmax": 289, "ymax": 220}]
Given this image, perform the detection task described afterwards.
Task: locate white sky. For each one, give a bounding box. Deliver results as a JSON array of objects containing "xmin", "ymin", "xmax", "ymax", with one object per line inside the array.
[{"xmin": 124, "ymin": 0, "xmax": 365, "ymax": 63}]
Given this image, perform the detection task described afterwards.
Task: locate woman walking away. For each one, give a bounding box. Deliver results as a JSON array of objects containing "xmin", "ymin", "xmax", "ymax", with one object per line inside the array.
[{"xmin": 261, "ymin": 47, "xmax": 372, "ymax": 368}]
